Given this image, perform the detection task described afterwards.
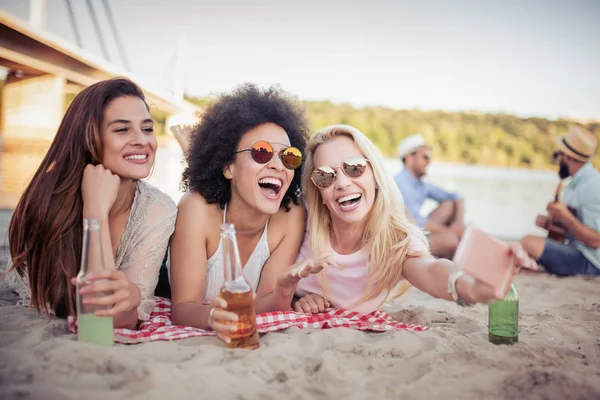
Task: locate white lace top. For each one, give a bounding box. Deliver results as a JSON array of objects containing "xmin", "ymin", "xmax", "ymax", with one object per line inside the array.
[
  {"xmin": 6, "ymin": 180, "xmax": 177, "ymax": 321},
  {"xmin": 168, "ymin": 203, "xmax": 270, "ymax": 303}
]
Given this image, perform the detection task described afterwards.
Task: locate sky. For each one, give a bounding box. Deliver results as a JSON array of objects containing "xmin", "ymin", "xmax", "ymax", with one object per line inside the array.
[{"xmin": 1, "ymin": 0, "xmax": 599, "ymax": 120}]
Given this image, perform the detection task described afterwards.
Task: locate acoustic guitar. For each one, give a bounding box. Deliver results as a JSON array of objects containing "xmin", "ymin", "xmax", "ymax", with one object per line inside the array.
[{"xmin": 546, "ymin": 181, "xmax": 577, "ymax": 244}]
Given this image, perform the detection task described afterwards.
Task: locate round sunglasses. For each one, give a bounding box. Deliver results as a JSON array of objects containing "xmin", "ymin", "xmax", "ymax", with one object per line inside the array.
[
  {"xmin": 310, "ymin": 156, "xmax": 370, "ymax": 188},
  {"xmin": 235, "ymin": 140, "xmax": 303, "ymax": 170}
]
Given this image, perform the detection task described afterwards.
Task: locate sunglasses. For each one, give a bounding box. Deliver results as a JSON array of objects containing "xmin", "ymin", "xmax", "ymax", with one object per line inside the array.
[
  {"xmin": 236, "ymin": 141, "xmax": 303, "ymax": 170},
  {"xmin": 411, "ymin": 151, "xmax": 431, "ymax": 162},
  {"xmin": 310, "ymin": 156, "xmax": 370, "ymax": 188}
]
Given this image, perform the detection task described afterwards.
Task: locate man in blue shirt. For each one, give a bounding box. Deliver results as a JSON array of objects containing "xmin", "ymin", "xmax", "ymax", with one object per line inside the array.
[
  {"xmin": 520, "ymin": 127, "xmax": 600, "ymax": 276},
  {"xmin": 394, "ymin": 134, "xmax": 465, "ymax": 259}
]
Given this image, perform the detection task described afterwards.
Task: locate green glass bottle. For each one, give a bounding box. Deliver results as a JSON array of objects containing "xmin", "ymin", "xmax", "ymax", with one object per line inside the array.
[
  {"xmin": 76, "ymin": 218, "xmax": 114, "ymax": 346},
  {"xmin": 488, "ymin": 284, "xmax": 518, "ymax": 345}
]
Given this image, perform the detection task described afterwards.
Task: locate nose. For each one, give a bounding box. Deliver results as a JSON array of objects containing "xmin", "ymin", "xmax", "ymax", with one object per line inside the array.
[
  {"xmin": 131, "ymin": 127, "xmax": 149, "ymax": 146},
  {"xmin": 266, "ymin": 152, "xmax": 285, "ymax": 172},
  {"xmin": 334, "ymin": 168, "xmax": 351, "ymax": 190}
]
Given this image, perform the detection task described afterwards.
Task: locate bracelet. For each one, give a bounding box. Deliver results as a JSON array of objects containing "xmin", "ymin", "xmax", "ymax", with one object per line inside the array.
[{"xmin": 447, "ymin": 270, "xmax": 473, "ymax": 307}]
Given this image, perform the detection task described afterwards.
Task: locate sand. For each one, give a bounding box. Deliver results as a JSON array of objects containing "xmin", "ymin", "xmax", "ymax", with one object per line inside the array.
[{"xmin": 1, "ymin": 209, "xmax": 599, "ymax": 400}]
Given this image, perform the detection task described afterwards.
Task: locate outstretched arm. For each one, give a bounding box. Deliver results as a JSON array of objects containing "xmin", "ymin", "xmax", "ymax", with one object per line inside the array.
[{"xmin": 401, "ymin": 243, "xmax": 528, "ymax": 304}]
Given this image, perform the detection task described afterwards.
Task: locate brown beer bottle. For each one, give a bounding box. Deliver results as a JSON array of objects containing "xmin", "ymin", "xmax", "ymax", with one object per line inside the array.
[{"xmin": 219, "ymin": 223, "xmax": 260, "ymax": 349}]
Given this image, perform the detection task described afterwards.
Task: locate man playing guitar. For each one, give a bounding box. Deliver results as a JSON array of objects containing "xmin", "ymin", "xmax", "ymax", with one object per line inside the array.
[{"xmin": 520, "ymin": 127, "xmax": 600, "ymax": 276}]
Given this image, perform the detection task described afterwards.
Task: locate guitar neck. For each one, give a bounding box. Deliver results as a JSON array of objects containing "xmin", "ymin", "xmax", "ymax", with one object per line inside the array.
[{"xmin": 554, "ymin": 181, "xmax": 563, "ymax": 203}]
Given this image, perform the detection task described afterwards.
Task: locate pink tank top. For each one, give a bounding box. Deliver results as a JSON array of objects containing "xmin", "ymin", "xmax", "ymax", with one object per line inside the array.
[{"xmin": 295, "ymin": 230, "xmax": 428, "ymax": 313}]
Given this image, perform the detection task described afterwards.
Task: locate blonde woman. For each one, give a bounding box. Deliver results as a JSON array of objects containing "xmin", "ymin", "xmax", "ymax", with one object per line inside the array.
[{"xmin": 293, "ymin": 125, "xmax": 528, "ymax": 314}]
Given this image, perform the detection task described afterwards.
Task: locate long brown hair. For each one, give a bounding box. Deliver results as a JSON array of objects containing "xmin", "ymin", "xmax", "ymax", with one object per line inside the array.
[{"xmin": 7, "ymin": 77, "xmax": 147, "ymax": 318}]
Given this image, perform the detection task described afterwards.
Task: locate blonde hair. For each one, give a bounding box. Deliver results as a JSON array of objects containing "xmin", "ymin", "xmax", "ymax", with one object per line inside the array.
[{"xmin": 302, "ymin": 125, "xmax": 429, "ymax": 304}]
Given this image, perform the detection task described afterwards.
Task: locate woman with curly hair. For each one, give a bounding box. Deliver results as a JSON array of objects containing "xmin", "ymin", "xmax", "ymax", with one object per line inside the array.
[
  {"xmin": 168, "ymin": 84, "xmax": 330, "ymax": 341},
  {"xmin": 6, "ymin": 78, "xmax": 177, "ymax": 329}
]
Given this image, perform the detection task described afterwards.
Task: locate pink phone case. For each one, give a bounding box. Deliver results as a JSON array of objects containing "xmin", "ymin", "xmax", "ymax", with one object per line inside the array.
[{"xmin": 453, "ymin": 226, "xmax": 514, "ymax": 298}]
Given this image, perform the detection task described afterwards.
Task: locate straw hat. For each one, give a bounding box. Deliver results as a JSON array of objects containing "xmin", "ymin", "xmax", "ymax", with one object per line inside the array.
[{"xmin": 555, "ymin": 127, "xmax": 597, "ymax": 162}]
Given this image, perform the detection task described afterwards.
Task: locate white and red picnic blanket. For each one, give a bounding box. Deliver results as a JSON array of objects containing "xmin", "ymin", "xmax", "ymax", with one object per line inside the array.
[{"xmin": 68, "ymin": 297, "xmax": 429, "ymax": 344}]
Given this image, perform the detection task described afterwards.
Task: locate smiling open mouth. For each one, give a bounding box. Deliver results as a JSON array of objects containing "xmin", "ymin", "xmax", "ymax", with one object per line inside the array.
[
  {"xmin": 258, "ymin": 177, "xmax": 283, "ymax": 197},
  {"xmin": 337, "ymin": 193, "xmax": 361, "ymax": 209},
  {"xmin": 124, "ymin": 154, "xmax": 148, "ymax": 160}
]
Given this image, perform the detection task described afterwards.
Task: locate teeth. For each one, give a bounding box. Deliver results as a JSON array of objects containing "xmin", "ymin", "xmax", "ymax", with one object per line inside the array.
[
  {"xmin": 125, "ymin": 154, "xmax": 147, "ymax": 160},
  {"xmin": 337, "ymin": 193, "xmax": 361, "ymax": 203},
  {"xmin": 258, "ymin": 177, "xmax": 282, "ymax": 187}
]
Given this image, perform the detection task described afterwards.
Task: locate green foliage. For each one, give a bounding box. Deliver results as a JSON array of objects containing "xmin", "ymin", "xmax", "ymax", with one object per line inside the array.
[{"xmin": 186, "ymin": 95, "xmax": 600, "ymax": 169}]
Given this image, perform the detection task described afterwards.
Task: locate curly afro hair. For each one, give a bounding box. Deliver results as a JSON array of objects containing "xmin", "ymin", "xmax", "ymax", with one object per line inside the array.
[{"xmin": 181, "ymin": 83, "xmax": 310, "ymax": 211}]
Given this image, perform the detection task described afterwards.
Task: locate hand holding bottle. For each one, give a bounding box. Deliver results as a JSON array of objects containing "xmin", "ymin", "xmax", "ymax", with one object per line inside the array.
[
  {"xmin": 81, "ymin": 164, "xmax": 121, "ymax": 217},
  {"xmin": 206, "ymin": 294, "xmax": 249, "ymax": 344},
  {"xmin": 72, "ymin": 270, "xmax": 141, "ymax": 316}
]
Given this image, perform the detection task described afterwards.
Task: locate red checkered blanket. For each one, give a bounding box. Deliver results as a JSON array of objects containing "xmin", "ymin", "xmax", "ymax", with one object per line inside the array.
[{"xmin": 68, "ymin": 297, "xmax": 429, "ymax": 344}]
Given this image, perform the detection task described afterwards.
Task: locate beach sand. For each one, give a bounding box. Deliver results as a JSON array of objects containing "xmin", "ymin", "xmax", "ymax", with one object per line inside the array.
[{"xmin": 1, "ymin": 209, "xmax": 599, "ymax": 400}]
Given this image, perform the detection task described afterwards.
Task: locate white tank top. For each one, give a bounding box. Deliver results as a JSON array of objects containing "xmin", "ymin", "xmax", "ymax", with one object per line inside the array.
[{"xmin": 202, "ymin": 204, "xmax": 270, "ymax": 303}]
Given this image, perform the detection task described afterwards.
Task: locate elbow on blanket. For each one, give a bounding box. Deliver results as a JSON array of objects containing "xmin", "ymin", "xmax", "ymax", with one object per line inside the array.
[
  {"xmin": 170, "ymin": 309, "xmax": 183, "ymax": 327},
  {"xmin": 112, "ymin": 316, "xmax": 139, "ymax": 330}
]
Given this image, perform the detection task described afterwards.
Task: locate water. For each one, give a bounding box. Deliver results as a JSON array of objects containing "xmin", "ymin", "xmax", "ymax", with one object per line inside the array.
[{"xmin": 382, "ymin": 159, "xmax": 558, "ymax": 240}]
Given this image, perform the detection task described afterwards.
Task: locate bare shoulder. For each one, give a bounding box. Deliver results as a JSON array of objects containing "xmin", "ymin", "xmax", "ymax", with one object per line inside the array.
[
  {"xmin": 172, "ymin": 193, "xmax": 224, "ymax": 261},
  {"xmin": 177, "ymin": 192, "xmax": 222, "ymax": 223},
  {"xmin": 269, "ymin": 202, "xmax": 306, "ymax": 239}
]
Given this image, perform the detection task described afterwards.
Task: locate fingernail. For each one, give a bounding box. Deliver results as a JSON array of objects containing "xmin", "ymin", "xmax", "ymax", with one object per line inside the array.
[{"xmin": 87, "ymin": 273, "xmax": 95, "ymax": 280}]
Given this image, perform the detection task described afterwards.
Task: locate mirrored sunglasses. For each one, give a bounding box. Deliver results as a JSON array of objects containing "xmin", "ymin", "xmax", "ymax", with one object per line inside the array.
[
  {"xmin": 236, "ymin": 140, "xmax": 303, "ymax": 170},
  {"xmin": 310, "ymin": 156, "xmax": 369, "ymax": 189}
]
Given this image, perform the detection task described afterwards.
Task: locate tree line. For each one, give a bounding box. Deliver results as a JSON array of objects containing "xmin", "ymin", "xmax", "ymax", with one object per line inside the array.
[{"xmin": 185, "ymin": 96, "xmax": 600, "ymax": 169}]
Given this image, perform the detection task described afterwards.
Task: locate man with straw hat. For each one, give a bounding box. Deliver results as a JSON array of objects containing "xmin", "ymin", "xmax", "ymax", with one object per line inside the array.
[{"xmin": 520, "ymin": 126, "xmax": 600, "ymax": 276}]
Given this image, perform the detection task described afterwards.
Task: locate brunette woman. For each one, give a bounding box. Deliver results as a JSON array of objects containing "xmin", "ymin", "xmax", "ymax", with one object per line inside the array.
[{"xmin": 6, "ymin": 78, "xmax": 176, "ymax": 329}]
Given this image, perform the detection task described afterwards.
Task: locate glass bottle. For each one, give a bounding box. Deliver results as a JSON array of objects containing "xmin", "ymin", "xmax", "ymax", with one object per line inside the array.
[
  {"xmin": 488, "ymin": 284, "xmax": 518, "ymax": 345},
  {"xmin": 219, "ymin": 223, "xmax": 260, "ymax": 349},
  {"xmin": 76, "ymin": 218, "xmax": 114, "ymax": 346}
]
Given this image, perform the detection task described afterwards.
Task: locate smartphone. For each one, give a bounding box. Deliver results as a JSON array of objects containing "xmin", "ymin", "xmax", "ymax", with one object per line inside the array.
[{"xmin": 453, "ymin": 226, "xmax": 515, "ymax": 298}]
